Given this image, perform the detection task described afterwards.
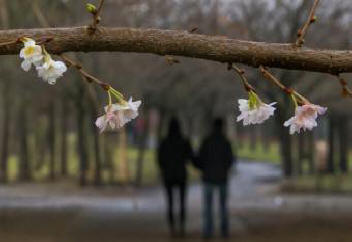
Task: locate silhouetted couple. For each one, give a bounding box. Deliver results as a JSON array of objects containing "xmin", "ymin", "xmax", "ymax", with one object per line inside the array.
[{"xmin": 158, "ymin": 118, "xmax": 234, "ymax": 239}]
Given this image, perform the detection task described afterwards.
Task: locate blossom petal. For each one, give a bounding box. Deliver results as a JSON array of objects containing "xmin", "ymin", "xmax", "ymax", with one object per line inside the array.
[{"xmin": 21, "ymin": 60, "xmax": 32, "ymax": 72}]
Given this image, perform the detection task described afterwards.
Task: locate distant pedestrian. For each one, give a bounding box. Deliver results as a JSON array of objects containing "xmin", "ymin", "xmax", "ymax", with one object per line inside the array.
[
  {"xmin": 196, "ymin": 118, "xmax": 234, "ymax": 239},
  {"xmin": 157, "ymin": 117, "xmax": 194, "ymax": 237}
]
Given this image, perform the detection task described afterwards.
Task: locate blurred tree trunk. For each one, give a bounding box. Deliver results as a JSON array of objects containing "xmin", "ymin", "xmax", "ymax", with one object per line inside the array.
[
  {"xmin": 249, "ymin": 127, "xmax": 257, "ymax": 151},
  {"xmin": 118, "ymin": 128, "xmax": 129, "ymax": 184},
  {"xmin": 135, "ymin": 111, "xmax": 149, "ymax": 187},
  {"xmin": 338, "ymin": 117, "xmax": 348, "ymax": 173},
  {"xmin": 0, "ymin": 0, "xmax": 10, "ymax": 184},
  {"xmin": 34, "ymin": 118, "xmax": 47, "ymax": 172},
  {"xmin": 77, "ymin": 99, "xmax": 87, "ymax": 186},
  {"xmin": 279, "ymin": 126, "xmax": 292, "ymax": 177},
  {"xmin": 261, "ymin": 125, "xmax": 270, "ymax": 152},
  {"xmin": 0, "ymin": 83, "xmax": 10, "ymax": 183},
  {"xmin": 297, "ymin": 134, "xmax": 305, "ymax": 175},
  {"xmin": 276, "ymin": 101, "xmax": 292, "ymax": 177},
  {"xmin": 327, "ymin": 117, "xmax": 336, "ymax": 174},
  {"xmin": 236, "ymin": 125, "xmax": 243, "ymax": 149},
  {"xmin": 18, "ymin": 103, "xmax": 31, "ymax": 181},
  {"xmin": 307, "ymin": 132, "xmax": 315, "ymax": 174},
  {"xmin": 75, "ymin": 82, "xmax": 88, "ymax": 186},
  {"xmin": 48, "ymin": 102, "xmax": 56, "ymax": 181},
  {"xmin": 104, "ymin": 135, "xmax": 115, "ymax": 185},
  {"xmin": 90, "ymin": 105, "xmax": 102, "ymax": 186},
  {"xmin": 157, "ymin": 108, "xmax": 166, "ymax": 140},
  {"xmin": 60, "ymin": 98, "xmax": 68, "ymax": 176}
]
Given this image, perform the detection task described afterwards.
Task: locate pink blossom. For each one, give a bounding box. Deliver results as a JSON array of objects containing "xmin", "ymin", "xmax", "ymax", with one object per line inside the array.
[
  {"xmin": 284, "ymin": 104, "xmax": 327, "ymax": 134},
  {"xmin": 95, "ymin": 97, "xmax": 142, "ymax": 133}
]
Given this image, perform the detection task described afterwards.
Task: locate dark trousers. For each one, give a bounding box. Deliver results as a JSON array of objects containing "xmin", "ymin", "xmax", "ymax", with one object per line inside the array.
[
  {"xmin": 203, "ymin": 182, "xmax": 229, "ymax": 238},
  {"xmin": 164, "ymin": 181, "xmax": 187, "ymax": 234}
]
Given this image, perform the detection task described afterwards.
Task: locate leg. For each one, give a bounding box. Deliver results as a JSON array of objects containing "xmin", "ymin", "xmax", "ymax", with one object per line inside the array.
[
  {"xmin": 219, "ymin": 183, "xmax": 229, "ymax": 238},
  {"xmin": 179, "ymin": 182, "xmax": 187, "ymax": 236},
  {"xmin": 165, "ymin": 183, "xmax": 175, "ymax": 235},
  {"xmin": 203, "ymin": 183, "xmax": 214, "ymax": 238}
]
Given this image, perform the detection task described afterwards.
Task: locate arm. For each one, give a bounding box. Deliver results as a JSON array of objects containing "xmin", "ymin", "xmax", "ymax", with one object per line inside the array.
[
  {"xmin": 193, "ymin": 140, "xmax": 207, "ymax": 170},
  {"xmin": 225, "ymin": 140, "xmax": 235, "ymax": 170}
]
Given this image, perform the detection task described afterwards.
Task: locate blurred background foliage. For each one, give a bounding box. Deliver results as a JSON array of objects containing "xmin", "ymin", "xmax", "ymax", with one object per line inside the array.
[{"xmin": 0, "ymin": 0, "xmax": 352, "ymax": 190}]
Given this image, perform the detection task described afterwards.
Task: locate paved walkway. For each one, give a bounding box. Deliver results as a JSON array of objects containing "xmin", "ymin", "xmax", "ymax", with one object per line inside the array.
[{"xmin": 1, "ymin": 161, "xmax": 352, "ymax": 242}]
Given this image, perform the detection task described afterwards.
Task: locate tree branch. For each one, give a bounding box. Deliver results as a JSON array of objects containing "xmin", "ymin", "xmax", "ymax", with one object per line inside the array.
[
  {"xmin": 0, "ymin": 26, "xmax": 352, "ymax": 74},
  {"xmin": 228, "ymin": 63, "xmax": 254, "ymax": 92},
  {"xmin": 295, "ymin": 0, "xmax": 320, "ymax": 47},
  {"xmin": 88, "ymin": 0, "xmax": 105, "ymax": 33},
  {"xmin": 338, "ymin": 75, "xmax": 352, "ymax": 98},
  {"xmin": 60, "ymin": 54, "xmax": 110, "ymax": 91}
]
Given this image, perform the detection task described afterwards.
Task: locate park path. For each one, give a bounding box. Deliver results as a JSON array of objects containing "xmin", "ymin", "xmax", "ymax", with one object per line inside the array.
[
  {"xmin": 0, "ymin": 161, "xmax": 282, "ymax": 211},
  {"xmin": 1, "ymin": 161, "xmax": 352, "ymax": 242}
]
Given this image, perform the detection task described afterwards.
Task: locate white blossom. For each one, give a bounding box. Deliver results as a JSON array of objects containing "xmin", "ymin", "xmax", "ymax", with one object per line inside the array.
[
  {"xmin": 95, "ymin": 97, "xmax": 142, "ymax": 133},
  {"xmin": 36, "ymin": 56, "xmax": 67, "ymax": 85},
  {"xmin": 284, "ymin": 104, "xmax": 327, "ymax": 135},
  {"xmin": 237, "ymin": 99, "xmax": 276, "ymax": 126},
  {"xmin": 19, "ymin": 38, "xmax": 43, "ymax": 72}
]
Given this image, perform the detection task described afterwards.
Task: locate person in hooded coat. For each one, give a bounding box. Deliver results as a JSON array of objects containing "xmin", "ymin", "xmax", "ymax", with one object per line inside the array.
[
  {"xmin": 157, "ymin": 117, "xmax": 194, "ymax": 237},
  {"xmin": 196, "ymin": 118, "xmax": 235, "ymax": 239}
]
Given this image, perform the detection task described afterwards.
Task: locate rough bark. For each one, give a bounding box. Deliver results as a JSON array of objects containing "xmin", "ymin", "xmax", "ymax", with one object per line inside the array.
[{"xmin": 0, "ymin": 27, "xmax": 352, "ymax": 74}]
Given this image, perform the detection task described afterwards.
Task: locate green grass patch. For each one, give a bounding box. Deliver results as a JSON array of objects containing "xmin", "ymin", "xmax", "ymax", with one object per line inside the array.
[
  {"xmin": 237, "ymin": 140, "xmax": 280, "ymax": 163},
  {"xmin": 282, "ymin": 174, "xmax": 352, "ymax": 193}
]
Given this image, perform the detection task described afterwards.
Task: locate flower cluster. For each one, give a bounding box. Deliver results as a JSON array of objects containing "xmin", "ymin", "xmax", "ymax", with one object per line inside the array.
[
  {"xmin": 237, "ymin": 91, "xmax": 276, "ymax": 126},
  {"xmin": 95, "ymin": 88, "xmax": 142, "ymax": 133},
  {"xmin": 19, "ymin": 38, "xmax": 67, "ymax": 85},
  {"xmin": 19, "ymin": 38, "xmax": 140, "ymax": 133},
  {"xmin": 237, "ymin": 90, "xmax": 327, "ymax": 135}
]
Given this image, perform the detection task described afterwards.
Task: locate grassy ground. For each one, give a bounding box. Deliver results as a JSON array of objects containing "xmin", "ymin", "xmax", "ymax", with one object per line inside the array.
[
  {"xmin": 236, "ymin": 141, "xmax": 280, "ymax": 164},
  {"xmin": 281, "ymin": 174, "xmax": 352, "ymax": 193}
]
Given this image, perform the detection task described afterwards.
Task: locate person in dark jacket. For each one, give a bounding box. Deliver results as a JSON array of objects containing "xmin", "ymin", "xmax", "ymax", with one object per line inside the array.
[
  {"xmin": 196, "ymin": 118, "xmax": 234, "ymax": 239},
  {"xmin": 157, "ymin": 117, "xmax": 194, "ymax": 237}
]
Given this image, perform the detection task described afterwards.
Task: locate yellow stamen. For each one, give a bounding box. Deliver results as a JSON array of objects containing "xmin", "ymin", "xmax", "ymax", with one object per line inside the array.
[{"xmin": 24, "ymin": 46, "xmax": 35, "ymax": 56}]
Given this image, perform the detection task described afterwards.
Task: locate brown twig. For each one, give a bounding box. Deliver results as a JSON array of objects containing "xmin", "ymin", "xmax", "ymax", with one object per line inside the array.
[
  {"xmin": 228, "ymin": 63, "xmax": 255, "ymax": 92},
  {"xmin": 337, "ymin": 75, "xmax": 352, "ymax": 98},
  {"xmin": 295, "ymin": 0, "xmax": 320, "ymax": 47},
  {"xmin": 88, "ymin": 0, "xmax": 105, "ymax": 33},
  {"xmin": 259, "ymin": 66, "xmax": 308, "ymax": 104},
  {"xmin": 0, "ymin": 39, "xmax": 18, "ymax": 47},
  {"xmin": 189, "ymin": 26, "xmax": 198, "ymax": 33},
  {"xmin": 60, "ymin": 54, "xmax": 110, "ymax": 91}
]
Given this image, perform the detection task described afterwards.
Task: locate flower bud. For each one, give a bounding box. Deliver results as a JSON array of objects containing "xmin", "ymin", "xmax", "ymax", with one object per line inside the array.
[
  {"xmin": 310, "ymin": 16, "xmax": 317, "ymax": 23},
  {"xmin": 86, "ymin": 3, "xmax": 97, "ymax": 14}
]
